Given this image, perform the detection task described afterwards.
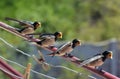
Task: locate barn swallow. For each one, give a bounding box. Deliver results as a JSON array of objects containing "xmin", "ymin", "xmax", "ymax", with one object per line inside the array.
[
  {"xmin": 5, "ymin": 17, "xmax": 41, "ymax": 35},
  {"xmin": 35, "ymin": 32, "xmax": 62, "ymax": 47},
  {"xmin": 32, "ymin": 50, "xmax": 50, "ymax": 71},
  {"xmin": 48, "ymin": 39, "xmax": 81, "ymax": 56},
  {"xmin": 79, "ymin": 51, "xmax": 113, "ymax": 69}
]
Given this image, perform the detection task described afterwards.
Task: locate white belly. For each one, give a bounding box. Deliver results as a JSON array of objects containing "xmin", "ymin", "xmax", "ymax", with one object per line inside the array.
[
  {"xmin": 86, "ymin": 58, "xmax": 104, "ymax": 67},
  {"xmin": 21, "ymin": 27, "xmax": 34, "ymax": 34},
  {"xmin": 42, "ymin": 38, "xmax": 55, "ymax": 47}
]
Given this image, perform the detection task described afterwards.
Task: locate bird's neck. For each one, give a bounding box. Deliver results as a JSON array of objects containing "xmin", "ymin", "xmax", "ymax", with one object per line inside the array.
[
  {"xmin": 55, "ymin": 37, "xmax": 57, "ymax": 41},
  {"xmin": 102, "ymin": 57, "xmax": 107, "ymax": 61},
  {"xmin": 34, "ymin": 26, "xmax": 37, "ymax": 30},
  {"xmin": 72, "ymin": 43, "xmax": 75, "ymax": 48}
]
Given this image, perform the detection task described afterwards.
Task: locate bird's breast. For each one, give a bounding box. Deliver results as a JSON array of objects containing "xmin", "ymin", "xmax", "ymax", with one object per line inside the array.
[
  {"xmin": 59, "ymin": 47, "xmax": 73, "ymax": 54},
  {"xmin": 86, "ymin": 58, "xmax": 104, "ymax": 67},
  {"xmin": 21, "ymin": 27, "xmax": 34, "ymax": 34},
  {"xmin": 41, "ymin": 38, "xmax": 55, "ymax": 47}
]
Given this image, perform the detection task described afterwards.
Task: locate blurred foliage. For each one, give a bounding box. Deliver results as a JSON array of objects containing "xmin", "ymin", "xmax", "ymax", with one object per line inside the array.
[
  {"xmin": 0, "ymin": 0, "xmax": 120, "ymax": 42},
  {"xmin": 0, "ymin": 0, "xmax": 120, "ymax": 79}
]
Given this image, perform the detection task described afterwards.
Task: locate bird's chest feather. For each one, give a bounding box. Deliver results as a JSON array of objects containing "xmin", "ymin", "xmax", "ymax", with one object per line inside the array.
[
  {"xmin": 59, "ymin": 45, "xmax": 73, "ymax": 54},
  {"xmin": 87, "ymin": 58, "xmax": 104, "ymax": 67},
  {"xmin": 42, "ymin": 37, "xmax": 55, "ymax": 45},
  {"xmin": 21, "ymin": 27, "xmax": 34, "ymax": 34}
]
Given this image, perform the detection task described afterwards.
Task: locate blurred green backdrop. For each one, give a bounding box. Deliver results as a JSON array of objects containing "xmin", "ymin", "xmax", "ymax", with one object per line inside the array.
[
  {"xmin": 0, "ymin": 0, "xmax": 120, "ymax": 42},
  {"xmin": 0, "ymin": 0, "xmax": 120, "ymax": 79}
]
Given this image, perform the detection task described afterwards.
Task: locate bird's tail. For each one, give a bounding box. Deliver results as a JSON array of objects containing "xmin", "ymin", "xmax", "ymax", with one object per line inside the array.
[
  {"xmin": 47, "ymin": 52, "xmax": 56, "ymax": 57},
  {"xmin": 5, "ymin": 17, "xmax": 21, "ymax": 23},
  {"xmin": 26, "ymin": 33, "xmax": 42, "ymax": 35},
  {"xmin": 36, "ymin": 41, "xmax": 42, "ymax": 45},
  {"xmin": 5, "ymin": 17, "xmax": 29, "ymax": 26}
]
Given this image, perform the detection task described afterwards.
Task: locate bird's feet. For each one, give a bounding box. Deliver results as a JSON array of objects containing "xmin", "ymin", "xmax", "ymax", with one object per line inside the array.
[
  {"xmin": 67, "ymin": 54, "xmax": 74, "ymax": 58},
  {"xmin": 63, "ymin": 53, "xmax": 73, "ymax": 58},
  {"xmin": 95, "ymin": 67, "xmax": 104, "ymax": 73}
]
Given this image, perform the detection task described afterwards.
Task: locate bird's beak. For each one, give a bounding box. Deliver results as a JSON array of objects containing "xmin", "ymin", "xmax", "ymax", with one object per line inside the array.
[
  {"xmin": 59, "ymin": 35, "xmax": 62, "ymax": 38},
  {"xmin": 78, "ymin": 41, "xmax": 81, "ymax": 45},
  {"xmin": 76, "ymin": 42, "xmax": 80, "ymax": 46},
  {"xmin": 37, "ymin": 22, "xmax": 41, "ymax": 27},
  {"xmin": 59, "ymin": 32, "xmax": 62, "ymax": 38},
  {"xmin": 108, "ymin": 52, "xmax": 113, "ymax": 59}
]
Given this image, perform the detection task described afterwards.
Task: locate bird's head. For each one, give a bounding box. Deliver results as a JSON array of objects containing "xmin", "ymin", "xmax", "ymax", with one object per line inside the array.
[
  {"xmin": 102, "ymin": 51, "xmax": 113, "ymax": 59},
  {"xmin": 33, "ymin": 21, "xmax": 41, "ymax": 28},
  {"xmin": 54, "ymin": 32, "xmax": 62, "ymax": 39},
  {"xmin": 72, "ymin": 39, "xmax": 81, "ymax": 47}
]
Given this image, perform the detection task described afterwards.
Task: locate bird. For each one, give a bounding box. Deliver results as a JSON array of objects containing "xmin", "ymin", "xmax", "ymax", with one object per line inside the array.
[
  {"xmin": 5, "ymin": 17, "xmax": 41, "ymax": 35},
  {"xmin": 34, "ymin": 32, "xmax": 62, "ymax": 47},
  {"xmin": 32, "ymin": 50, "xmax": 50, "ymax": 71},
  {"xmin": 48, "ymin": 39, "xmax": 81, "ymax": 56},
  {"xmin": 79, "ymin": 51, "xmax": 113, "ymax": 69}
]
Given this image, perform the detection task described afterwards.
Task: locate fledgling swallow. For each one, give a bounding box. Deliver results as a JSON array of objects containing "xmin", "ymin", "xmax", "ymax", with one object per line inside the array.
[
  {"xmin": 5, "ymin": 17, "xmax": 41, "ymax": 35},
  {"xmin": 48, "ymin": 39, "xmax": 81, "ymax": 56},
  {"xmin": 32, "ymin": 50, "xmax": 50, "ymax": 71},
  {"xmin": 79, "ymin": 51, "xmax": 113, "ymax": 69},
  {"xmin": 35, "ymin": 32, "xmax": 62, "ymax": 47}
]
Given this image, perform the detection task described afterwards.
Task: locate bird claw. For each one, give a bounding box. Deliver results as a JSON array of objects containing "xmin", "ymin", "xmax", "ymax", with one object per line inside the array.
[
  {"xmin": 25, "ymin": 35, "xmax": 34, "ymax": 39},
  {"xmin": 67, "ymin": 54, "xmax": 73, "ymax": 58},
  {"xmin": 95, "ymin": 67, "xmax": 104, "ymax": 72}
]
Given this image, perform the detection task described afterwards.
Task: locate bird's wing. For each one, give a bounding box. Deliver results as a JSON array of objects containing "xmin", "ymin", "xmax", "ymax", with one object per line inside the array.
[
  {"xmin": 5, "ymin": 17, "xmax": 33, "ymax": 28},
  {"xmin": 47, "ymin": 42, "xmax": 71, "ymax": 56},
  {"xmin": 5, "ymin": 17, "xmax": 22, "ymax": 23},
  {"xmin": 56, "ymin": 42, "xmax": 71, "ymax": 52},
  {"xmin": 79, "ymin": 55, "xmax": 103, "ymax": 67},
  {"xmin": 40, "ymin": 34, "xmax": 53, "ymax": 38},
  {"xmin": 40, "ymin": 34, "xmax": 55, "ymax": 40}
]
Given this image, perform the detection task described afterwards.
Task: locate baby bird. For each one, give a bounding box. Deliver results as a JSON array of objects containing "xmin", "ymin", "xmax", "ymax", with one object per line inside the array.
[
  {"xmin": 35, "ymin": 32, "xmax": 62, "ymax": 47},
  {"xmin": 5, "ymin": 17, "xmax": 41, "ymax": 35},
  {"xmin": 48, "ymin": 39, "xmax": 81, "ymax": 56},
  {"xmin": 79, "ymin": 51, "xmax": 113, "ymax": 69}
]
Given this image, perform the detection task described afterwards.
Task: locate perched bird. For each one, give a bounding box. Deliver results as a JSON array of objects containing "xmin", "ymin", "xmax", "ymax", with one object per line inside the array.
[
  {"xmin": 5, "ymin": 17, "xmax": 41, "ymax": 35},
  {"xmin": 48, "ymin": 39, "xmax": 81, "ymax": 56},
  {"xmin": 32, "ymin": 50, "xmax": 50, "ymax": 71},
  {"xmin": 35, "ymin": 32, "xmax": 62, "ymax": 47},
  {"xmin": 79, "ymin": 51, "xmax": 113, "ymax": 69}
]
